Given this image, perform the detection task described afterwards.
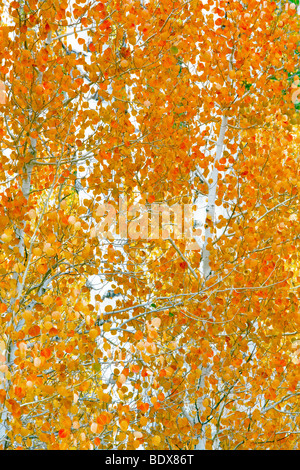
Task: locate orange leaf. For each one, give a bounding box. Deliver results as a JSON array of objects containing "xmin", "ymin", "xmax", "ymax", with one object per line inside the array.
[
  {"xmin": 35, "ymin": 84, "xmax": 44, "ymax": 95},
  {"xmin": 134, "ymin": 330, "xmax": 143, "ymax": 340},
  {"xmin": 28, "ymin": 325, "xmax": 41, "ymax": 336}
]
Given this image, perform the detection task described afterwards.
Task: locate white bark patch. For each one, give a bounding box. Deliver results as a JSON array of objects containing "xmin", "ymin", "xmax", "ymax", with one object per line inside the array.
[{"xmin": 202, "ymin": 115, "xmax": 228, "ymax": 279}]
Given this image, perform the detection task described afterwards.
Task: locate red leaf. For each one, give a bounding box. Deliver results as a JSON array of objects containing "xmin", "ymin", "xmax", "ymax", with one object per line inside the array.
[{"xmin": 58, "ymin": 429, "xmax": 69, "ymax": 438}]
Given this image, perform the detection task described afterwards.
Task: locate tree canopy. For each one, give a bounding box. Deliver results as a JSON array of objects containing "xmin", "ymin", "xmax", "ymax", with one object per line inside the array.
[{"xmin": 0, "ymin": 0, "xmax": 300, "ymax": 450}]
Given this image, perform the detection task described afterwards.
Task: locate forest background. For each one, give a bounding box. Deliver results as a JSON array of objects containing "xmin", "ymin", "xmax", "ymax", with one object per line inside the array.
[{"xmin": 0, "ymin": 0, "xmax": 300, "ymax": 450}]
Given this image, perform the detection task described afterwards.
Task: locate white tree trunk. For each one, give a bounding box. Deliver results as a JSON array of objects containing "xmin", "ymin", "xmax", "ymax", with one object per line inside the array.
[
  {"xmin": 184, "ymin": 115, "xmax": 228, "ymax": 450},
  {"xmin": 202, "ymin": 115, "xmax": 228, "ymax": 279}
]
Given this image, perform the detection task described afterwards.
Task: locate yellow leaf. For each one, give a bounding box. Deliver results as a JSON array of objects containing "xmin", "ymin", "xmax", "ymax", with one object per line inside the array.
[
  {"xmin": 119, "ymin": 420, "xmax": 128, "ymax": 432},
  {"xmin": 202, "ymin": 398, "xmax": 210, "ymax": 408},
  {"xmin": 44, "ymin": 321, "xmax": 53, "ymax": 330},
  {"xmin": 152, "ymin": 435, "xmax": 161, "ymax": 446},
  {"xmin": 89, "ymin": 328, "xmax": 98, "ymax": 340},
  {"xmin": 140, "ymin": 416, "xmax": 147, "ymax": 427},
  {"xmin": 103, "ymin": 322, "xmax": 111, "ymax": 332},
  {"xmin": 42, "ymin": 295, "xmax": 52, "ymax": 306},
  {"xmin": 1, "ymin": 233, "xmax": 12, "ymax": 243},
  {"xmin": 13, "ymin": 263, "xmax": 25, "ymax": 273},
  {"xmin": 120, "ymin": 59, "xmax": 129, "ymax": 68},
  {"xmin": 33, "ymin": 247, "xmax": 42, "ymax": 257}
]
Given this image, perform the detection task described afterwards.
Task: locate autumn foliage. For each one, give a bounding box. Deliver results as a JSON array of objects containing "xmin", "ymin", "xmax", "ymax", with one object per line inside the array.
[{"xmin": 0, "ymin": 0, "xmax": 300, "ymax": 450}]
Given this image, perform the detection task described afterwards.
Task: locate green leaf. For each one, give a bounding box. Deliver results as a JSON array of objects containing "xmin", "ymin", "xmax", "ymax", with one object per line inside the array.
[
  {"xmin": 242, "ymin": 81, "xmax": 252, "ymax": 91},
  {"xmin": 93, "ymin": 362, "xmax": 101, "ymax": 372},
  {"xmin": 171, "ymin": 46, "xmax": 178, "ymax": 55}
]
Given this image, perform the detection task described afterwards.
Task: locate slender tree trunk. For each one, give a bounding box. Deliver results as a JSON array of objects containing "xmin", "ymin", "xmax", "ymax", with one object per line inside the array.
[{"xmin": 202, "ymin": 115, "xmax": 228, "ymax": 279}]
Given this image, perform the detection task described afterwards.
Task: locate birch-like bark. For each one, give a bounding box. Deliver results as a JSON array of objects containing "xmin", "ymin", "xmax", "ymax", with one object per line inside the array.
[
  {"xmin": 185, "ymin": 115, "xmax": 228, "ymax": 450},
  {"xmin": 196, "ymin": 366, "xmax": 213, "ymax": 450},
  {"xmin": 202, "ymin": 115, "xmax": 228, "ymax": 279},
  {"xmin": 0, "ymin": 27, "xmax": 51, "ymax": 449},
  {"xmin": 0, "ymin": 160, "xmax": 34, "ymax": 448}
]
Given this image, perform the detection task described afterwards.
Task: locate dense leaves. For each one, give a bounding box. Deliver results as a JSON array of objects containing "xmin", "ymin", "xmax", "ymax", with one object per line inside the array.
[{"xmin": 0, "ymin": 0, "xmax": 300, "ymax": 450}]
